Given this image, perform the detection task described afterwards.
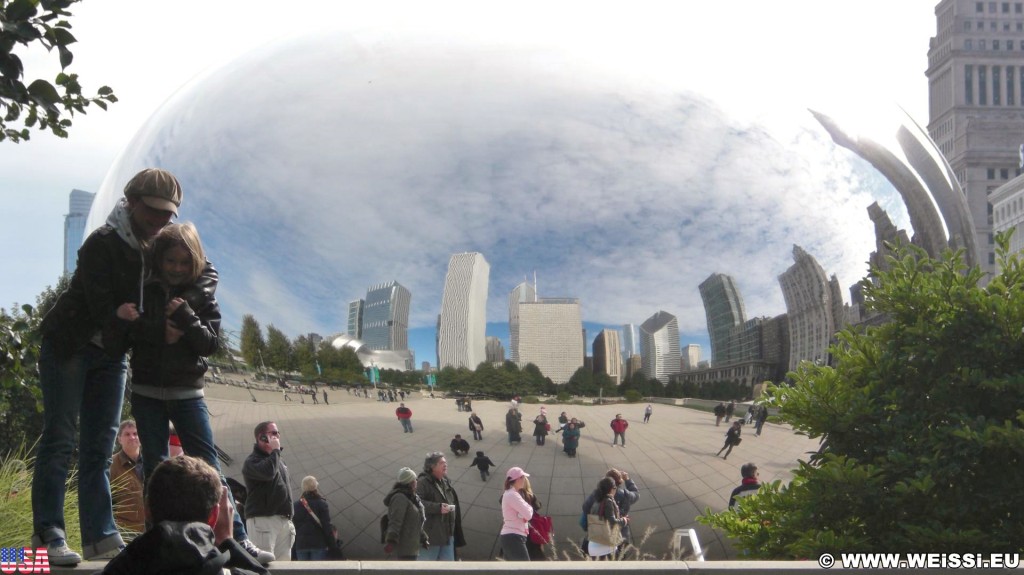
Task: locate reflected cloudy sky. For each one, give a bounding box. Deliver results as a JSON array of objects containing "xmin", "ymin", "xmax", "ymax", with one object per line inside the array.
[{"xmin": 85, "ymin": 31, "xmax": 907, "ymax": 364}]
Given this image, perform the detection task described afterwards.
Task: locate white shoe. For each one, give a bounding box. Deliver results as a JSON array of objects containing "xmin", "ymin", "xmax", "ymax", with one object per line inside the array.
[
  {"xmin": 88, "ymin": 544, "xmax": 126, "ymax": 560},
  {"xmin": 240, "ymin": 539, "xmax": 275, "ymax": 565},
  {"xmin": 46, "ymin": 539, "xmax": 82, "ymax": 566}
]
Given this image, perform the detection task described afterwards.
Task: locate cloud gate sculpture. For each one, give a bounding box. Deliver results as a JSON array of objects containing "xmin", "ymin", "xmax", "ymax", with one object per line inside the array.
[{"xmin": 86, "ymin": 31, "xmax": 917, "ymax": 344}]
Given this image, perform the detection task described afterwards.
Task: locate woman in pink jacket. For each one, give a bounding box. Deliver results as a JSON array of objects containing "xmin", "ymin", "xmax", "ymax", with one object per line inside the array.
[{"xmin": 499, "ymin": 467, "xmax": 534, "ymax": 561}]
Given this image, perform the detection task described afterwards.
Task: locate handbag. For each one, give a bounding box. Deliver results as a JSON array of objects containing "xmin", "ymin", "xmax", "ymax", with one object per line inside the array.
[
  {"xmin": 528, "ymin": 513, "xmax": 553, "ymax": 545},
  {"xmin": 586, "ymin": 500, "xmax": 622, "ymax": 547}
]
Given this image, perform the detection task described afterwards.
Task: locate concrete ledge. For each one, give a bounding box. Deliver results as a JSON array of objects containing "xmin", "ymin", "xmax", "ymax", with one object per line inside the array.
[{"xmin": 59, "ymin": 560, "xmax": 1023, "ymax": 574}]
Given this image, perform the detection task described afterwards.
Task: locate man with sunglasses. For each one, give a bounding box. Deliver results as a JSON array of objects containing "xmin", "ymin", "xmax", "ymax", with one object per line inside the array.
[{"xmin": 243, "ymin": 421, "xmax": 295, "ymax": 561}]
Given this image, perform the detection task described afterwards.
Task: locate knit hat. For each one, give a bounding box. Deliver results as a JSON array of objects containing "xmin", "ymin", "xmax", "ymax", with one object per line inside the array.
[
  {"xmin": 398, "ymin": 467, "xmax": 417, "ymax": 485},
  {"xmin": 301, "ymin": 476, "xmax": 318, "ymax": 492}
]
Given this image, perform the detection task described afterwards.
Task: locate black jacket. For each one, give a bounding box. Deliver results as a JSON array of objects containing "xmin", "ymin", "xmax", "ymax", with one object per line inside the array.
[
  {"xmin": 243, "ymin": 446, "xmax": 292, "ymax": 519},
  {"xmin": 293, "ymin": 494, "xmax": 335, "ymax": 550},
  {"xmin": 101, "ymin": 520, "xmax": 267, "ymax": 575},
  {"xmin": 41, "ymin": 224, "xmax": 217, "ymax": 358},
  {"xmin": 105, "ymin": 279, "xmax": 220, "ymax": 392}
]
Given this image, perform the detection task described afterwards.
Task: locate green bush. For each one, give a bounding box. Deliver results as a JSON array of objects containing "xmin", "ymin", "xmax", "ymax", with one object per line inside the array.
[
  {"xmin": 623, "ymin": 389, "xmax": 642, "ymax": 403},
  {"xmin": 556, "ymin": 391, "xmax": 571, "ymax": 402},
  {"xmin": 700, "ymin": 235, "xmax": 1024, "ymax": 556},
  {"xmin": 521, "ymin": 395, "xmax": 539, "ymax": 404}
]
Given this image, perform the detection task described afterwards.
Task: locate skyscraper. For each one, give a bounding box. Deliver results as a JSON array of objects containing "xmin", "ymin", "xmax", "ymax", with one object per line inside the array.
[
  {"xmin": 621, "ymin": 323, "xmax": 637, "ymax": 366},
  {"xmin": 926, "ymin": 0, "xmax": 1024, "ymax": 276},
  {"xmin": 778, "ymin": 245, "xmax": 846, "ymax": 371},
  {"xmin": 507, "ymin": 280, "xmax": 537, "ymax": 363},
  {"xmin": 438, "ymin": 252, "xmax": 490, "ymax": 369},
  {"xmin": 361, "ymin": 281, "xmax": 411, "ymax": 351},
  {"xmin": 63, "ymin": 189, "xmax": 95, "ymax": 276},
  {"xmin": 682, "ymin": 343, "xmax": 701, "ymax": 370},
  {"xmin": 347, "ymin": 299, "xmax": 364, "ymax": 339},
  {"xmin": 485, "ymin": 336, "xmax": 506, "ymax": 364},
  {"xmin": 592, "ymin": 328, "xmax": 622, "ymax": 385},
  {"xmin": 699, "ymin": 273, "xmax": 746, "ymax": 365},
  {"xmin": 517, "ymin": 298, "xmax": 583, "ymax": 384},
  {"xmin": 639, "ymin": 311, "xmax": 681, "ymax": 384}
]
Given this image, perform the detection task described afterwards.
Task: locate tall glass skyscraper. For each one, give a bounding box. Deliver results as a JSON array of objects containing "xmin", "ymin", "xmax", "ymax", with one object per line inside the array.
[
  {"xmin": 593, "ymin": 328, "xmax": 622, "ymax": 385},
  {"xmin": 778, "ymin": 245, "xmax": 845, "ymax": 371},
  {"xmin": 63, "ymin": 189, "xmax": 95, "ymax": 276},
  {"xmin": 699, "ymin": 273, "xmax": 746, "ymax": 365},
  {"xmin": 438, "ymin": 252, "xmax": 490, "ymax": 369},
  {"xmin": 621, "ymin": 323, "xmax": 637, "ymax": 366},
  {"xmin": 347, "ymin": 299, "xmax": 364, "ymax": 339},
  {"xmin": 639, "ymin": 311, "xmax": 681, "ymax": 384},
  {"xmin": 361, "ymin": 281, "xmax": 411, "ymax": 351},
  {"xmin": 508, "ymin": 280, "xmax": 537, "ymax": 363}
]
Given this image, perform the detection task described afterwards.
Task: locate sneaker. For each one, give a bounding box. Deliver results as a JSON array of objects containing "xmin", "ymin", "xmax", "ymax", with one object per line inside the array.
[
  {"xmin": 240, "ymin": 539, "xmax": 275, "ymax": 565},
  {"xmin": 47, "ymin": 539, "xmax": 82, "ymax": 567}
]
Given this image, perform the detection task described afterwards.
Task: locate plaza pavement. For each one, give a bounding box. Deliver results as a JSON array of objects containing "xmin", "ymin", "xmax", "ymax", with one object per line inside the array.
[{"xmin": 205, "ymin": 380, "xmax": 820, "ymax": 561}]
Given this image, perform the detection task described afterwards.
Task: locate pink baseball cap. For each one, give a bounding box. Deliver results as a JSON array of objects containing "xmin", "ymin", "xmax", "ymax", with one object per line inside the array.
[{"xmin": 507, "ymin": 466, "xmax": 530, "ymax": 481}]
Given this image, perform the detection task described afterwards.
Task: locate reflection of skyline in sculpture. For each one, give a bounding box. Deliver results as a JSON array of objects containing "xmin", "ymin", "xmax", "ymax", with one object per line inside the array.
[
  {"xmin": 811, "ymin": 108, "xmax": 978, "ymax": 267},
  {"xmin": 360, "ymin": 281, "xmax": 411, "ymax": 352},
  {"xmin": 81, "ymin": 31, "xmax": 886, "ymax": 359},
  {"xmin": 330, "ymin": 334, "xmax": 413, "ymax": 372}
]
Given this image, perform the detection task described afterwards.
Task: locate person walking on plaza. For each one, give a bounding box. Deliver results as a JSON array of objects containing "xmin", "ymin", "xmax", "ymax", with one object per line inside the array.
[
  {"xmin": 745, "ymin": 404, "xmax": 755, "ymax": 424},
  {"xmin": 396, "ymin": 403, "xmax": 414, "ymax": 433},
  {"xmin": 243, "ymin": 421, "xmax": 295, "ymax": 561},
  {"xmin": 322, "ymin": 389, "xmax": 328, "ymax": 405},
  {"xmin": 728, "ymin": 463, "xmax": 761, "ymax": 508},
  {"xmin": 532, "ymin": 412, "xmax": 549, "ymax": 446},
  {"xmin": 610, "ymin": 414, "xmax": 629, "ymax": 447},
  {"xmin": 499, "ymin": 467, "xmax": 534, "ymax": 561},
  {"xmin": 581, "ymin": 469, "xmax": 639, "ymax": 551},
  {"xmin": 32, "ymin": 169, "xmax": 193, "ymax": 565},
  {"xmin": 416, "ymin": 453, "xmax": 463, "ymax": 560},
  {"xmin": 109, "ymin": 420, "xmax": 145, "ymax": 535},
  {"xmin": 755, "ymin": 405, "xmax": 769, "ymax": 436},
  {"xmin": 384, "ymin": 468, "xmax": 427, "ymax": 560},
  {"xmin": 713, "ymin": 402, "xmax": 726, "ymax": 426},
  {"xmin": 643, "ymin": 404, "xmax": 653, "ymax": 423},
  {"xmin": 506, "ymin": 406, "xmax": 523, "ymax": 445},
  {"xmin": 468, "ymin": 412, "xmax": 484, "ymax": 441},
  {"xmin": 717, "ymin": 421, "xmax": 743, "ymax": 460},
  {"xmin": 470, "ymin": 451, "xmax": 496, "ymax": 480},
  {"xmin": 562, "ymin": 421, "xmax": 581, "ymax": 457},
  {"xmin": 725, "ymin": 400, "xmax": 735, "ymax": 422},
  {"xmin": 293, "ymin": 476, "xmax": 339, "ymax": 561}
]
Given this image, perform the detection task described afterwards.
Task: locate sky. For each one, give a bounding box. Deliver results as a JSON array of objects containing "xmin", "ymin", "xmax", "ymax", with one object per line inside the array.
[{"xmin": 0, "ymin": 1, "xmax": 940, "ymax": 366}]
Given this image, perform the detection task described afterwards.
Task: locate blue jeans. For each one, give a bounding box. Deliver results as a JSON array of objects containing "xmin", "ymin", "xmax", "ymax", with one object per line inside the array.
[
  {"xmin": 32, "ymin": 340, "xmax": 126, "ymax": 558},
  {"xmin": 400, "ymin": 419, "xmax": 413, "ymax": 433},
  {"xmin": 131, "ymin": 393, "xmax": 248, "ymax": 542},
  {"xmin": 417, "ymin": 535, "xmax": 454, "ymax": 560},
  {"xmin": 296, "ymin": 548, "xmax": 328, "ymax": 560}
]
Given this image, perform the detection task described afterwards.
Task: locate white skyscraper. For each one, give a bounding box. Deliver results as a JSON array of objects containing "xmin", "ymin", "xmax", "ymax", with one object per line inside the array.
[
  {"xmin": 517, "ymin": 298, "xmax": 583, "ymax": 384},
  {"xmin": 508, "ymin": 280, "xmax": 537, "ymax": 363},
  {"xmin": 639, "ymin": 311, "xmax": 681, "ymax": 383},
  {"xmin": 63, "ymin": 189, "xmax": 95, "ymax": 276},
  {"xmin": 683, "ymin": 343, "xmax": 701, "ymax": 370},
  {"xmin": 438, "ymin": 252, "xmax": 490, "ymax": 369}
]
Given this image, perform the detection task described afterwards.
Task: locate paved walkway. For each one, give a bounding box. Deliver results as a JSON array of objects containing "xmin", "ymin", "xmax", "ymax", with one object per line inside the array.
[{"xmin": 205, "ymin": 382, "xmax": 819, "ymax": 561}]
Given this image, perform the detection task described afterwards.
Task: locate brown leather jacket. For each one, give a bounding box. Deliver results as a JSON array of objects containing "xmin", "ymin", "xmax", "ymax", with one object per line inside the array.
[{"xmin": 110, "ymin": 450, "xmax": 145, "ymax": 534}]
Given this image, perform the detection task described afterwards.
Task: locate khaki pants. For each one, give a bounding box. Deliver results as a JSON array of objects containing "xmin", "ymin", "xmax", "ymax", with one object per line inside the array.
[{"xmin": 246, "ymin": 515, "xmax": 295, "ymax": 561}]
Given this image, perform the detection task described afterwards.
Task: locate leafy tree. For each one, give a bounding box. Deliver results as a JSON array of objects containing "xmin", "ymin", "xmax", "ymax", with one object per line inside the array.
[
  {"xmin": 263, "ymin": 324, "xmax": 292, "ymax": 373},
  {"xmin": 0, "ymin": 275, "xmax": 68, "ymax": 453},
  {"xmin": 700, "ymin": 236, "xmax": 1024, "ymax": 555},
  {"xmin": 1, "ymin": 0, "xmax": 117, "ymax": 142},
  {"xmin": 315, "ymin": 341, "xmax": 363, "ymax": 382},
  {"xmin": 238, "ymin": 314, "xmax": 265, "ymax": 371},
  {"xmin": 291, "ymin": 334, "xmax": 314, "ymax": 376}
]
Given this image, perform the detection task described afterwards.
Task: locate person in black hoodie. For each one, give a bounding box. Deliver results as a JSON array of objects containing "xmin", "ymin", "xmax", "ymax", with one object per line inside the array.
[{"xmin": 102, "ymin": 455, "xmax": 268, "ymax": 575}]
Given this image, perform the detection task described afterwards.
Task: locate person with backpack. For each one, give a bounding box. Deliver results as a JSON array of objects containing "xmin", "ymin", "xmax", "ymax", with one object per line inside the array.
[{"xmin": 382, "ymin": 467, "xmax": 426, "ymax": 560}]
